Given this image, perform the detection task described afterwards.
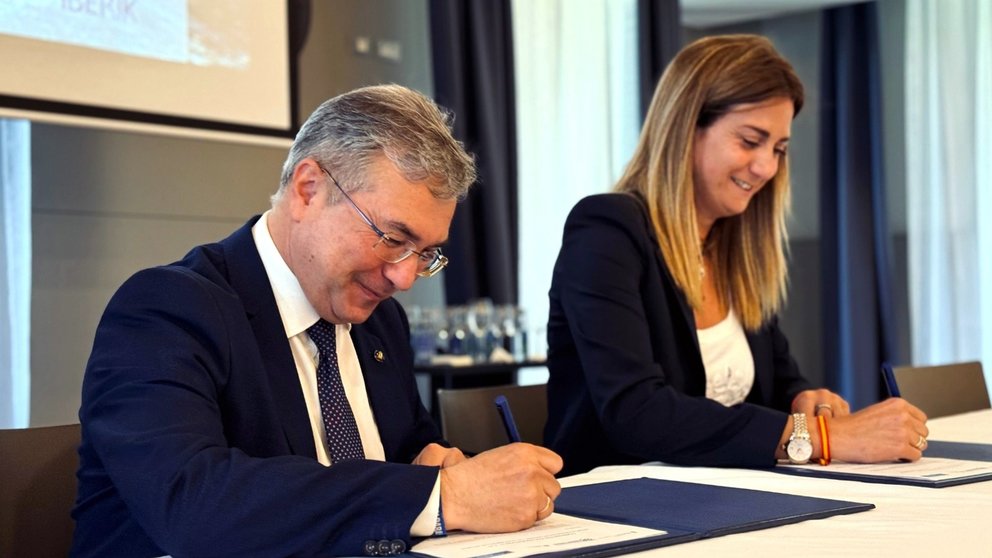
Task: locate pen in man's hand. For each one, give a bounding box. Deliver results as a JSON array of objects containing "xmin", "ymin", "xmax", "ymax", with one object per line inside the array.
[
  {"xmin": 881, "ymin": 362, "xmax": 901, "ymax": 397},
  {"xmin": 494, "ymin": 395, "xmax": 522, "ymax": 443}
]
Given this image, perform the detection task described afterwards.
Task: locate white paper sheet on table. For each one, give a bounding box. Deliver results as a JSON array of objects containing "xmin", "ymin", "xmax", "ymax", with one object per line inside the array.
[
  {"xmin": 778, "ymin": 456, "xmax": 992, "ymax": 487},
  {"xmin": 410, "ymin": 513, "xmax": 668, "ymax": 558}
]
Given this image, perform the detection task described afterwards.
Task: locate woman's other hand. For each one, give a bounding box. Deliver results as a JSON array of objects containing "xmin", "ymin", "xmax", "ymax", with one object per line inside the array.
[{"xmin": 792, "ymin": 388, "xmax": 851, "ymax": 418}]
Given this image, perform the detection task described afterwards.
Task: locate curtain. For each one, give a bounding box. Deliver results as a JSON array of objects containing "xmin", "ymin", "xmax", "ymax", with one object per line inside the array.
[
  {"xmin": 287, "ymin": 0, "xmax": 312, "ymax": 129},
  {"xmin": 637, "ymin": 0, "xmax": 681, "ymax": 119},
  {"xmin": 905, "ymin": 0, "xmax": 992, "ymax": 392},
  {"xmin": 430, "ymin": 0, "xmax": 518, "ymax": 305},
  {"xmin": 819, "ymin": 3, "xmax": 893, "ymax": 410},
  {"xmin": 513, "ymin": 0, "xmax": 640, "ymax": 375},
  {"xmin": 0, "ymin": 119, "xmax": 32, "ymax": 428}
]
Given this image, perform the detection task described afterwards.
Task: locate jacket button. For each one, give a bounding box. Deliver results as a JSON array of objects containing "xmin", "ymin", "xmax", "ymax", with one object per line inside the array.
[
  {"xmin": 363, "ymin": 539, "xmax": 378, "ymax": 556},
  {"xmin": 377, "ymin": 539, "xmax": 392, "ymax": 555},
  {"xmin": 390, "ymin": 539, "xmax": 407, "ymax": 554}
]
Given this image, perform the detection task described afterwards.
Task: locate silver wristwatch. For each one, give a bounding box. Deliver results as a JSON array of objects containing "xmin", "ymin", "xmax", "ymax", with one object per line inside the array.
[{"xmin": 786, "ymin": 412, "xmax": 813, "ymax": 464}]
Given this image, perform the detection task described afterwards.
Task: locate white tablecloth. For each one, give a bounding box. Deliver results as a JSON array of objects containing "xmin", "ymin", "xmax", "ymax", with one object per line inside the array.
[{"xmin": 559, "ymin": 409, "xmax": 992, "ymax": 557}]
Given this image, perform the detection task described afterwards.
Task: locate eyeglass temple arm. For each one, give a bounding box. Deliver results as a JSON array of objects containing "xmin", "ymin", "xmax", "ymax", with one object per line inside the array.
[{"xmin": 325, "ymin": 169, "xmax": 389, "ymax": 237}]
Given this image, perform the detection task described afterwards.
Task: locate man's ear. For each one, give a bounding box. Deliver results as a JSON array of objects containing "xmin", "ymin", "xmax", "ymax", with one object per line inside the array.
[{"xmin": 288, "ymin": 158, "xmax": 324, "ymax": 212}]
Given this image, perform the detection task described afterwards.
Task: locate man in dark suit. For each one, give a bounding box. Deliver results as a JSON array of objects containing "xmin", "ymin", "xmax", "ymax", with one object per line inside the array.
[{"xmin": 72, "ymin": 85, "xmax": 562, "ymax": 558}]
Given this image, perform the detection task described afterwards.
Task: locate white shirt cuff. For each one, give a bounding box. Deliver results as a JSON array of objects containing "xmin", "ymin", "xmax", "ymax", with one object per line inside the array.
[{"xmin": 410, "ymin": 473, "xmax": 442, "ymax": 537}]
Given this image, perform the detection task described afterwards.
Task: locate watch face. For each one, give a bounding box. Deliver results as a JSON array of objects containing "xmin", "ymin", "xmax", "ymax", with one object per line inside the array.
[{"xmin": 788, "ymin": 438, "xmax": 813, "ymax": 463}]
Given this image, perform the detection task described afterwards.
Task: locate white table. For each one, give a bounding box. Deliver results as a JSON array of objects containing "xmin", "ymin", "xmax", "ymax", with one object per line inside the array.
[{"xmin": 560, "ymin": 409, "xmax": 992, "ymax": 557}]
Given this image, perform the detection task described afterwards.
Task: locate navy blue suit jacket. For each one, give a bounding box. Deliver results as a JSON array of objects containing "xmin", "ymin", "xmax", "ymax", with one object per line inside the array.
[
  {"xmin": 545, "ymin": 193, "xmax": 812, "ymax": 476},
  {"xmin": 72, "ymin": 217, "xmax": 442, "ymax": 557}
]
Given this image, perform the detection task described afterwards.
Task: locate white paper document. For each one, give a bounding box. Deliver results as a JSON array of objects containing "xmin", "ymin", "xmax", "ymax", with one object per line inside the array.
[
  {"xmin": 780, "ymin": 457, "xmax": 992, "ymax": 483},
  {"xmin": 410, "ymin": 513, "xmax": 668, "ymax": 558}
]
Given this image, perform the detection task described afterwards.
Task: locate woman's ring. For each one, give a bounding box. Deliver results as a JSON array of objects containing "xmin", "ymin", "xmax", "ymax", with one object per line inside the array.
[
  {"xmin": 913, "ymin": 434, "xmax": 927, "ymax": 450},
  {"xmin": 815, "ymin": 403, "xmax": 833, "ymax": 415}
]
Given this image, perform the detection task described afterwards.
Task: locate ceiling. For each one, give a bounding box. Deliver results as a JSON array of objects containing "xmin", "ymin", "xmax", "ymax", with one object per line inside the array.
[{"xmin": 681, "ymin": 0, "xmax": 863, "ymax": 27}]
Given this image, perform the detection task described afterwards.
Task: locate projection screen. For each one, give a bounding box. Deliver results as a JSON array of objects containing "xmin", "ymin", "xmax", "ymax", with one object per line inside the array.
[{"xmin": 0, "ymin": 0, "xmax": 294, "ymax": 139}]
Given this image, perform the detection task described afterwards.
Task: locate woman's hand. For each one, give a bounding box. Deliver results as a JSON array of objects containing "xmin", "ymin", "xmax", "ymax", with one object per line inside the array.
[{"xmin": 828, "ymin": 398, "xmax": 929, "ymax": 462}]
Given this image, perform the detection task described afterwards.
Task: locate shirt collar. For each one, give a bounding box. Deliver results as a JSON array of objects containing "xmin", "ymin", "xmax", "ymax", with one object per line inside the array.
[{"xmin": 251, "ymin": 210, "xmax": 351, "ymax": 338}]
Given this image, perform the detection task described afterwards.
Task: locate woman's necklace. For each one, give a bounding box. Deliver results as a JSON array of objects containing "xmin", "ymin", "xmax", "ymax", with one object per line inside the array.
[
  {"xmin": 698, "ymin": 241, "xmax": 707, "ymax": 280},
  {"xmin": 699, "ymin": 253, "xmax": 707, "ymax": 302}
]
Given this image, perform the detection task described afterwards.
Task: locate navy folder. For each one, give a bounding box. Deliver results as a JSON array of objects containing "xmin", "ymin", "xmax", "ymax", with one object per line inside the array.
[
  {"xmin": 544, "ymin": 477, "xmax": 874, "ymax": 557},
  {"xmin": 775, "ymin": 441, "xmax": 992, "ymax": 488},
  {"xmin": 924, "ymin": 441, "xmax": 992, "ymax": 462}
]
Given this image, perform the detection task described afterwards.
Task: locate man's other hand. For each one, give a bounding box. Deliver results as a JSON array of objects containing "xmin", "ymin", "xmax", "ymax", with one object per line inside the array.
[{"xmin": 413, "ymin": 443, "xmax": 467, "ymax": 468}]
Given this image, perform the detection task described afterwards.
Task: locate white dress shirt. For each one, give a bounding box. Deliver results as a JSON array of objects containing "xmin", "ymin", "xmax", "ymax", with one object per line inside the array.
[{"xmin": 251, "ymin": 211, "xmax": 440, "ymax": 536}]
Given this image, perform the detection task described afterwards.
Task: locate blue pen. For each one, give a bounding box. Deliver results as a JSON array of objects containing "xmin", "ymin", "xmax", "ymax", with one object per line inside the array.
[
  {"xmin": 881, "ymin": 362, "xmax": 901, "ymax": 397},
  {"xmin": 494, "ymin": 395, "xmax": 522, "ymax": 443}
]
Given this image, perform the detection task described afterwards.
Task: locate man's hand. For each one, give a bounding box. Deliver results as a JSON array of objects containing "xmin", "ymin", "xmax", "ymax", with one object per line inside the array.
[
  {"xmin": 412, "ymin": 443, "xmax": 467, "ymax": 468},
  {"xmin": 439, "ymin": 443, "xmax": 563, "ymax": 533}
]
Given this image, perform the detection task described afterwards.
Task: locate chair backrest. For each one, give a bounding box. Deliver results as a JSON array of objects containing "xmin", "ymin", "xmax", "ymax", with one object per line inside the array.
[
  {"xmin": 893, "ymin": 361, "xmax": 991, "ymax": 419},
  {"xmin": 0, "ymin": 423, "xmax": 80, "ymax": 558},
  {"xmin": 437, "ymin": 383, "xmax": 547, "ymax": 455}
]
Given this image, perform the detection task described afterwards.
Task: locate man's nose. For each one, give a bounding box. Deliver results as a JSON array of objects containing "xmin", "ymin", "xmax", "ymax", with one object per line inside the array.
[{"xmin": 383, "ymin": 255, "xmax": 420, "ymax": 291}]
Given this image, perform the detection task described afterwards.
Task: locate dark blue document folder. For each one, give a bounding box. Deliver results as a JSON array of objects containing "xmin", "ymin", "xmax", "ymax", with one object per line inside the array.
[
  {"xmin": 924, "ymin": 441, "xmax": 992, "ymax": 462},
  {"xmin": 775, "ymin": 441, "xmax": 992, "ymax": 488},
  {"xmin": 545, "ymin": 477, "xmax": 874, "ymax": 557},
  {"xmin": 411, "ymin": 477, "xmax": 873, "ymax": 558}
]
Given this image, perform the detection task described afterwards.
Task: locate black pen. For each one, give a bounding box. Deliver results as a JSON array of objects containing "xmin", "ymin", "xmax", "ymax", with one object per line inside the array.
[
  {"xmin": 494, "ymin": 395, "xmax": 522, "ymax": 443},
  {"xmin": 881, "ymin": 362, "xmax": 901, "ymax": 397}
]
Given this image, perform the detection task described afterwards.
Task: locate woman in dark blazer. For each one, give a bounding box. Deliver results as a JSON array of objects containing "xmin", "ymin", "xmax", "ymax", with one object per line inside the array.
[{"xmin": 545, "ymin": 35, "xmax": 928, "ymax": 476}]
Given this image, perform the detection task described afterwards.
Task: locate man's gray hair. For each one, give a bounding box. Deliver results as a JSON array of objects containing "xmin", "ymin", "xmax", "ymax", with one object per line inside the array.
[{"xmin": 274, "ymin": 84, "xmax": 476, "ymax": 203}]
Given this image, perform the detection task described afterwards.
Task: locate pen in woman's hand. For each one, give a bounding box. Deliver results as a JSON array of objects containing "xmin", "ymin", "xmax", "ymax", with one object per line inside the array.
[{"xmin": 881, "ymin": 362, "xmax": 901, "ymax": 397}]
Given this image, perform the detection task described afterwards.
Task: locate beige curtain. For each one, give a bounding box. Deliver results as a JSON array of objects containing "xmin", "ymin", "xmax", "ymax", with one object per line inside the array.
[
  {"xmin": 512, "ymin": 0, "xmax": 640, "ymax": 384},
  {"xmin": 905, "ymin": 0, "xmax": 992, "ymax": 396}
]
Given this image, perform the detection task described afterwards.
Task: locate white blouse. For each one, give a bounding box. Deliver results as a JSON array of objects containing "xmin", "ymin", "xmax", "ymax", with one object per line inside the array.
[{"xmin": 696, "ymin": 308, "xmax": 755, "ymax": 406}]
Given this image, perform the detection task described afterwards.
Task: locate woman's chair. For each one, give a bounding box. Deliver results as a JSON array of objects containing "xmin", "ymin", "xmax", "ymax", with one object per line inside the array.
[
  {"xmin": 437, "ymin": 383, "xmax": 547, "ymax": 455},
  {"xmin": 0, "ymin": 423, "xmax": 80, "ymax": 558},
  {"xmin": 893, "ymin": 361, "xmax": 990, "ymax": 418}
]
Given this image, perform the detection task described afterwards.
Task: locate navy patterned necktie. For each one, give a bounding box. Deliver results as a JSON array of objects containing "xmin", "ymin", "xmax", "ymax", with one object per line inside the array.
[{"xmin": 307, "ymin": 319, "xmax": 365, "ymax": 463}]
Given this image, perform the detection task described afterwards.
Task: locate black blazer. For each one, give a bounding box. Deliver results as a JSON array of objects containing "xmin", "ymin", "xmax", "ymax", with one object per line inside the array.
[
  {"xmin": 72, "ymin": 217, "xmax": 442, "ymax": 558},
  {"xmin": 545, "ymin": 193, "xmax": 812, "ymax": 476}
]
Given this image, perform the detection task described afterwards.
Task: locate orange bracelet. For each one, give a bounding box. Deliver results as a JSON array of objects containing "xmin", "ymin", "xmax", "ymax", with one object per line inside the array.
[{"xmin": 818, "ymin": 414, "xmax": 831, "ymax": 466}]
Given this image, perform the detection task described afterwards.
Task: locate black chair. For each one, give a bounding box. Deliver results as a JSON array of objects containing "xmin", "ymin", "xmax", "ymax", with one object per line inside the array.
[
  {"xmin": 0, "ymin": 423, "xmax": 80, "ymax": 558},
  {"xmin": 437, "ymin": 383, "xmax": 547, "ymax": 455},
  {"xmin": 893, "ymin": 361, "xmax": 990, "ymax": 418}
]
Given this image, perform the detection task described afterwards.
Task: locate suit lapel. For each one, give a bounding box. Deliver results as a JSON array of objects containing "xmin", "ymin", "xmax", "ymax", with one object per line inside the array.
[
  {"xmin": 350, "ymin": 325, "xmax": 402, "ymax": 459},
  {"xmin": 629, "ymin": 193, "xmax": 706, "ymax": 394},
  {"xmin": 633, "ymin": 194, "xmax": 704, "ymax": 369},
  {"xmin": 656, "ymin": 251, "xmax": 707, "ymax": 395},
  {"xmin": 221, "ymin": 217, "xmax": 317, "ymax": 458},
  {"xmin": 744, "ymin": 329, "xmax": 771, "ymax": 404}
]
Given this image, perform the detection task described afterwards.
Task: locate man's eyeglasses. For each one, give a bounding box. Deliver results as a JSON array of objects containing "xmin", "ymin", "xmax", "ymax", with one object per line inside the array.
[{"xmin": 317, "ymin": 164, "xmax": 449, "ymax": 278}]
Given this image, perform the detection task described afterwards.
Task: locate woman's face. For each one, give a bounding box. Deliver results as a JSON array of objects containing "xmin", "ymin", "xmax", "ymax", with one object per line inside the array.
[{"xmin": 692, "ymin": 97, "xmax": 794, "ymax": 235}]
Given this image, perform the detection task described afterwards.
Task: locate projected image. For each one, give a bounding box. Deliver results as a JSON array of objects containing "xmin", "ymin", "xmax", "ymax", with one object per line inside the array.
[
  {"xmin": 0, "ymin": 0, "xmax": 290, "ymax": 133},
  {"xmin": 189, "ymin": 0, "xmax": 249, "ymax": 69},
  {"xmin": 0, "ymin": 0, "xmax": 249, "ymax": 69}
]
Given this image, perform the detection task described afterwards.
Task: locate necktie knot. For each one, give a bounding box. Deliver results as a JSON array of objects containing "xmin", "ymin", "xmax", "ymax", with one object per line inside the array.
[{"xmin": 308, "ymin": 319, "xmax": 337, "ymax": 357}]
